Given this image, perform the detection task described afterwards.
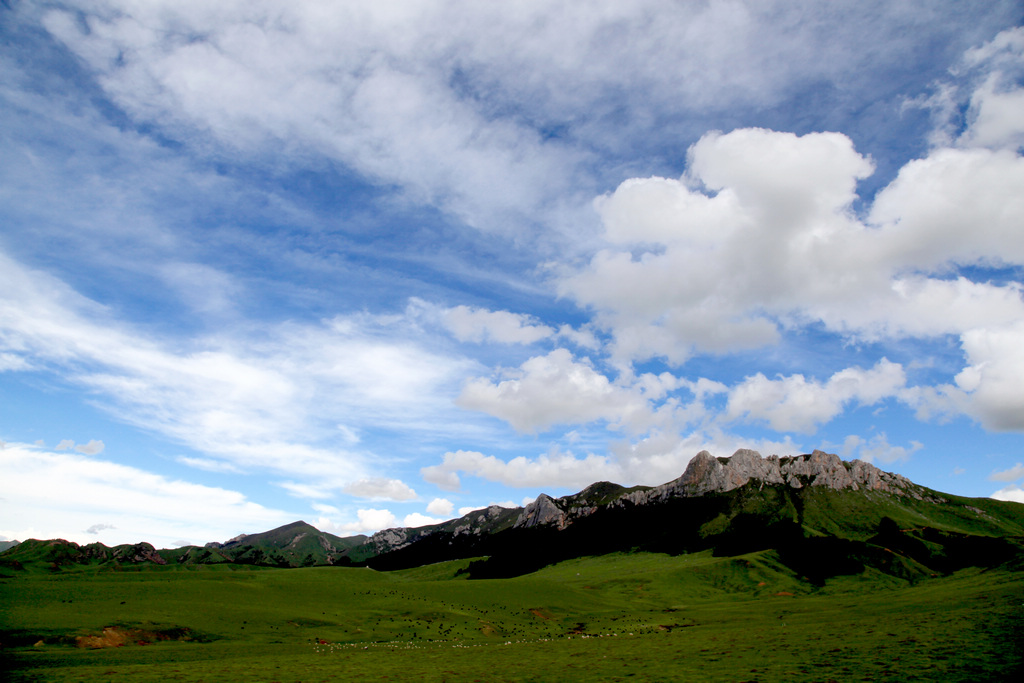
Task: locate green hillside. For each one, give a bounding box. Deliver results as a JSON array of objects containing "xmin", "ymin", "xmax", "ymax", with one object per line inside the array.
[
  {"xmin": 1, "ymin": 551, "xmax": 1021, "ymax": 681},
  {"xmin": 363, "ymin": 481, "xmax": 1024, "ymax": 582},
  {"xmin": 0, "ymin": 522, "xmax": 367, "ymax": 573}
]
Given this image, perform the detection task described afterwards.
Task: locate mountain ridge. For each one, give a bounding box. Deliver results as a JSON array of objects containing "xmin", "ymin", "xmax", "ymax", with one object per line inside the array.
[{"xmin": 4, "ymin": 449, "xmax": 1023, "ymax": 580}]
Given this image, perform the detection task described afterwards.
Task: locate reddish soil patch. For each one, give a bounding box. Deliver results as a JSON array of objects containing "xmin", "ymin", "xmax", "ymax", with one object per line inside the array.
[
  {"xmin": 774, "ymin": 591, "xmax": 795, "ymax": 597},
  {"xmin": 75, "ymin": 626, "xmax": 203, "ymax": 649}
]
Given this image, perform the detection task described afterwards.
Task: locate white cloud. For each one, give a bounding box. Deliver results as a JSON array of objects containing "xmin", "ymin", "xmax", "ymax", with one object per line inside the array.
[
  {"xmin": 402, "ymin": 513, "xmax": 443, "ymax": 529},
  {"xmin": 426, "ymin": 497, "xmax": 454, "ymax": 517},
  {"xmin": 177, "ymin": 456, "xmax": 244, "ymax": 474},
  {"xmin": 315, "ymin": 509, "xmax": 405, "ymax": 538},
  {"xmin": 0, "ymin": 353, "xmax": 31, "ymax": 371},
  {"xmin": 868, "ymin": 148, "xmax": 1024, "ymax": 273},
  {"xmin": 558, "ymin": 107, "xmax": 1024, "ymax": 434},
  {"xmin": 560, "ymin": 128, "xmax": 873, "ymax": 364},
  {"xmin": 422, "ymin": 430, "xmax": 806, "ymax": 494},
  {"xmin": 564, "ymin": 126, "xmax": 1024, "ymax": 367},
  {"xmin": 961, "ymin": 76, "xmax": 1024, "ymax": 150},
  {"xmin": 278, "ymin": 481, "xmax": 334, "ymax": 500},
  {"xmin": 989, "ymin": 463, "xmax": 1024, "ymax": 482},
  {"xmin": 85, "ymin": 523, "xmax": 116, "ymax": 535},
  {"xmin": 555, "ymin": 324, "xmax": 601, "ymax": 351},
  {"xmin": 55, "ymin": 439, "xmax": 75, "ymax": 451},
  {"xmin": 958, "ymin": 27, "xmax": 1024, "ymax": 150},
  {"xmin": 0, "ymin": 443, "xmax": 295, "ymax": 548},
  {"xmin": 157, "ymin": 262, "xmax": 243, "ymax": 317},
  {"xmin": 342, "ymin": 478, "xmax": 417, "ymax": 502},
  {"xmin": 457, "ymin": 349, "xmax": 659, "ymax": 433},
  {"xmin": 954, "ymin": 322, "xmax": 1024, "ymax": 431},
  {"xmin": 991, "ymin": 485, "xmax": 1024, "ymax": 504},
  {"xmin": 443, "ymin": 305, "xmax": 554, "ymax": 344},
  {"xmin": 74, "ymin": 440, "xmax": 106, "ymax": 455},
  {"xmin": 422, "ymin": 448, "xmax": 623, "ymax": 492},
  {"xmin": 36, "ymin": 1, "xmax": 997, "ymax": 244},
  {"xmin": 842, "ymin": 433, "xmax": 923, "ymax": 465},
  {"xmin": 726, "ymin": 360, "xmax": 906, "ymax": 434},
  {"xmin": 0, "ymin": 250, "xmax": 475, "ymax": 495}
]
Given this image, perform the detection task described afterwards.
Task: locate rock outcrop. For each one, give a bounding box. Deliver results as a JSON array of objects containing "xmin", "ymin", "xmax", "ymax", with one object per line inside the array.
[
  {"xmin": 514, "ymin": 494, "xmax": 568, "ymax": 530},
  {"xmin": 369, "ymin": 527, "xmax": 413, "ymax": 554},
  {"xmin": 618, "ymin": 449, "xmax": 931, "ymax": 507},
  {"xmin": 367, "ymin": 450, "xmax": 938, "ymax": 541}
]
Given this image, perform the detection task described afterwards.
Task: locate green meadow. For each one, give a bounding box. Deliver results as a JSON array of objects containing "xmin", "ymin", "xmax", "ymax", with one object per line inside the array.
[{"xmin": 2, "ymin": 551, "xmax": 1022, "ymax": 682}]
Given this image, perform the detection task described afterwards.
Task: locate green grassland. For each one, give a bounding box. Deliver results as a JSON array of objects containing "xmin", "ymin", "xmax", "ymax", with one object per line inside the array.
[{"xmin": 2, "ymin": 550, "xmax": 1022, "ymax": 682}]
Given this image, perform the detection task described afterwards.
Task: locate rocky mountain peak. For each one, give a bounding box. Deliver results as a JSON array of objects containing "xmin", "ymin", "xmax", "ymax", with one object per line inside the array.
[
  {"xmin": 514, "ymin": 493, "xmax": 568, "ymax": 530},
  {"xmin": 620, "ymin": 449, "xmax": 926, "ymax": 507},
  {"xmin": 505, "ymin": 449, "xmax": 931, "ymax": 530}
]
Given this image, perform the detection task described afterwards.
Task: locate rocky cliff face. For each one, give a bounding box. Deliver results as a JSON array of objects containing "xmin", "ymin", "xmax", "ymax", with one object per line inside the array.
[
  {"xmin": 369, "ymin": 504, "xmax": 518, "ymax": 555},
  {"xmin": 514, "ymin": 494, "xmax": 569, "ymax": 530},
  {"xmin": 509, "ymin": 449, "xmax": 940, "ymax": 529},
  {"xmin": 373, "ymin": 449, "xmax": 939, "ymax": 550},
  {"xmin": 370, "ymin": 527, "xmax": 413, "ymax": 554},
  {"xmin": 617, "ymin": 449, "xmax": 934, "ymax": 507}
]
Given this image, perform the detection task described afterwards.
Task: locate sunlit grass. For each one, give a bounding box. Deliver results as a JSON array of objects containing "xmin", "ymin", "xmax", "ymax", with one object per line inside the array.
[{"xmin": 2, "ymin": 552, "xmax": 1021, "ymax": 681}]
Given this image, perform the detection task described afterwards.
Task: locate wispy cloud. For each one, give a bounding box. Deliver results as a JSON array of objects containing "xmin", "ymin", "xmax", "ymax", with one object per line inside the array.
[
  {"xmin": 1, "ymin": 2, "xmax": 1021, "ymax": 544},
  {"xmin": 0, "ymin": 443, "xmax": 295, "ymax": 547}
]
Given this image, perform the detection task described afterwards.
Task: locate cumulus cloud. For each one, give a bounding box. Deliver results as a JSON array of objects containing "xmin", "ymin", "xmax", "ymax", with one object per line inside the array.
[
  {"xmin": 841, "ymin": 433, "xmax": 923, "ymax": 465},
  {"xmin": 443, "ymin": 305, "xmax": 554, "ymax": 344},
  {"xmin": 457, "ymin": 349, "xmax": 662, "ymax": 433},
  {"xmin": 958, "ymin": 27, "xmax": 1024, "ymax": 150},
  {"xmin": 85, "ymin": 523, "xmax": 116, "ymax": 535},
  {"xmin": 989, "ymin": 462, "xmax": 1024, "ymax": 483},
  {"xmin": 422, "ymin": 448, "xmax": 624, "ymax": 492},
  {"xmin": 991, "ymin": 485, "xmax": 1024, "ymax": 504},
  {"xmin": 422, "ymin": 429, "xmax": 807, "ymax": 493},
  {"xmin": 564, "ymin": 125, "xmax": 1024, "ymax": 363},
  {"xmin": 33, "ymin": 1, "xmax": 1003, "ymax": 245},
  {"xmin": 320, "ymin": 509, "xmax": 398, "ymax": 537},
  {"xmin": 402, "ymin": 513, "xmax": 443, "ymax": 528},
  {"xmin": 342, "ymin": 478, "xmax": 417, "ymax": 502},
  {"xmin": 559, "ymin": 88, "xmax": 1024, "ymax": 432},
  {"xmin": 426, "ymin": 497, "xmax": 455, "ymax": 516},
  {"xmin": 314, "ymin": 507, "xmax": 445, "ymax": 536},
  {"xmin": 954, "ymin": 322, "xmax": 1024, "ymax": 431},
  {"xmin": 726, "ymin": 360, "xmax": 906, "ymax": 434}
]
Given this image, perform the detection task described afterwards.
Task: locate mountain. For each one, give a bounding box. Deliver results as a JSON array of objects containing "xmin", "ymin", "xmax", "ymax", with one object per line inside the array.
[
  {"xmin": 353, "ymin": 449, "xmax": 1024, "ymax": 581},
  {"xmin": 3, "ymin": 450, "xmax": 1023, "ymax": 581},
  {"xmin": 198, "ymin": 520, "xmax": 366, "ymax": 567},
  {"xmin": 0, "ymin": 522, "xmax": 365, "ymax": 572},
  {"xmin": 0, "ymin": 539, "xmax": 172, "ymax": 572}
]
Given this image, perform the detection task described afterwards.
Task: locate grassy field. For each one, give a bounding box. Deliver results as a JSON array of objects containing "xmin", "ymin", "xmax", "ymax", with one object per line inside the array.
[{"xmin": 2, "ymin": 550, "xmax": 1022, "ymax": 681}]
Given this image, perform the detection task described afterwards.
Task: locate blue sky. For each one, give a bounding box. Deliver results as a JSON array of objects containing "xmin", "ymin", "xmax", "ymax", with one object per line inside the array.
[{"xmin": 2, "ymin": 1, "xmax": 1023, "ymax": 548}]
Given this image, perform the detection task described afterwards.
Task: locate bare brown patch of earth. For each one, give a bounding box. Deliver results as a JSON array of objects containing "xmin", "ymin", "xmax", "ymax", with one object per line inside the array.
[{"xmin": 75, "ymin": 625, "xmax": 207, "ymax": 649}]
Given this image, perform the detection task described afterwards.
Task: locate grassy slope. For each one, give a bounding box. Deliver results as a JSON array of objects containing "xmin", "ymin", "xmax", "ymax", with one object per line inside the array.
[{"xmin": 2, "ymin": 552, "xmax": 1022, "ymax": 682}]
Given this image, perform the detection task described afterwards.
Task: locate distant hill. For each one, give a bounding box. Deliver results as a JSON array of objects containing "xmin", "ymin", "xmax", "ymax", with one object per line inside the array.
[
  {"xmin": 0, "ymin": 522, "xmax": 365, "ymax": 572},
  {"xmin": 3, "ymin": 450, "xmax": 1023, "ymax": 581},
  {"xmin": 0, "ymin": 540, "xmax": 19, "ymax": 553}
]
